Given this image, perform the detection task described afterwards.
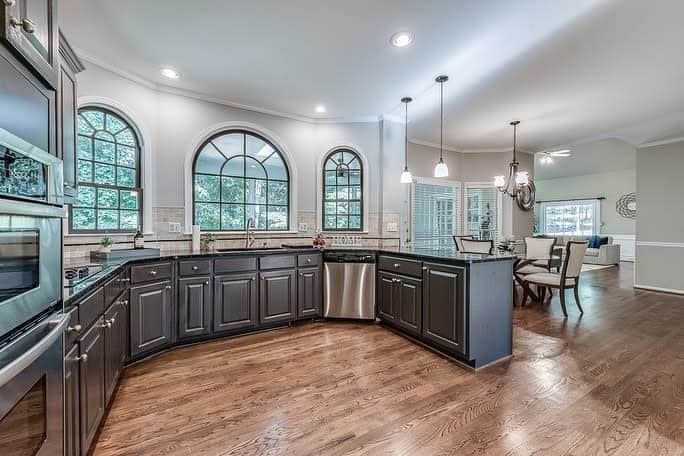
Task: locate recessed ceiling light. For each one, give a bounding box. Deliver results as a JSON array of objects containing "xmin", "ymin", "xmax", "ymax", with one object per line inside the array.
[
  {"xmin": 161, "ymin": 67, "xmax": 180, "ymax": 79},
  {"xmin": 315, "ymin": 105, "xmax": 326, "ymax": 113},
  {"xmin": 390, "ymin": 31, "xmax": 413, "ymax": 48}
]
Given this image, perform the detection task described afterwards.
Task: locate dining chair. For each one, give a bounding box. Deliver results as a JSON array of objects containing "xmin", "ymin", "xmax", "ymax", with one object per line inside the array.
[
  {"xmin": 516, "ymin": 237, "xmax": 556, "ymax": 275},
  {"xmin": 521, "ymin": 241, "xmax": 588, "ymax": 317},
  {"xmin": 453, "ymin": 235, "xmax": 473, "ymax": 252},
  {"xmin": 460, "ymin": 238, "xmax": 494, "ymax": 254}
]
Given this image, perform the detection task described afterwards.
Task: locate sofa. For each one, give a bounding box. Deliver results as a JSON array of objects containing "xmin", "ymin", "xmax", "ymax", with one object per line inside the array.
[{"xmin": 549, "ymin": 235, "xmax": 621, "ymax": 266}]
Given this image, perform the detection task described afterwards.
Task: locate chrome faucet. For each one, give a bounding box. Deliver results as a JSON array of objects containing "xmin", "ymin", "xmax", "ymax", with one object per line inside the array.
[{"xmin": 246, "ymin": 218, "xmax": 256, "ymax": 248}]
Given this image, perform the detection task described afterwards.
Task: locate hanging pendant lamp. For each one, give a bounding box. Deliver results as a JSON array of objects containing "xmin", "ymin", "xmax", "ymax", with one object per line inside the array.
[
  {"xmin": 400, "ymin": 97, "xmax": 413, "ymax": 184},
  {"xmin": 433, "ymin": 75, "xmax": 449, "ymax": 178}
]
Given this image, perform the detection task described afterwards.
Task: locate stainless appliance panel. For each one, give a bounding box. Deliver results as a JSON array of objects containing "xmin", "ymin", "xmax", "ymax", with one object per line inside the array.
[
  {"xmin": 0, "ymin": 312, "xmax": 67, "ymax": 455},
  {"xmin": 324, "ymin": 262, "xmax": 376, "ymax": 319}
]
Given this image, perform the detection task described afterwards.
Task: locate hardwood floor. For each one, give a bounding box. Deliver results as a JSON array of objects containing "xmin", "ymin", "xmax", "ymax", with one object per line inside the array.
[{"xmin": 92, "ymin": 263, "xmax": 684, "ymax": 455}]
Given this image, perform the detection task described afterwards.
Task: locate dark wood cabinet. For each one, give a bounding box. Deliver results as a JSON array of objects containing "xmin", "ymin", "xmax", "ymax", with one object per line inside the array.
[
  {"xmin": 78, "ymin": 319, "xmax": 106, "ymax": 453},
  {"xmin": 377, "ymin": 271, "xmax": 398, "ymax": 322},
  {"xmin": 397, "ymin": 276, "xmax": 422, "ymax": 335},
  {"xmin": 422, "ymin": 263, "xmax": 466, "ymax": 354},
  {"xmin": 129, "ymin": 280, "xmax": 172, "ymax": 357},
  {"xmin": 178, "ymin": 276, "xmax": 212, "ymax": 339},
  {"xmin": 64, "ymin": 343, "xmax": 80, "ymax": 456},
  {"xmin": 214, "ymin": 272, "xmax": 258, "ymax": 332},
  {"xmin": 260, "ymin": 269, "xmax": 296, "ymax": 324},
  {"xmin": 104, "ymin": 301, "xmax": 126, "ymax": 405},
  {"xmin": 297, "ymin": 267, "xmax": 321, "ymax": 318},
  {"xmin": 1, "ymin": 0, "xmax": 59, "ymax": 88}
]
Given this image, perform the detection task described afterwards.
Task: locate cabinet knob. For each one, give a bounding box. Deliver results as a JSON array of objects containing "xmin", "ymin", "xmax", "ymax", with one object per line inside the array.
[
  {"xmin": 121, "ymin": 278, "xmax": 131, "ymax": 283},
  {"xmin": 102, "ymin": 321, "xmax": 112, "ymax": 329},
  {"xmin": 204, "ymin": 281, "xmax": 209, "ymax": 285},
  {"xmin": 119, "ymin": 300, "xmax": 129, "ymax": 306},
  {"xmin": 192, "ymin": 266, "xmax": 199, "ymax": 271},
  {"xmin": 150, "ymin": 270, "xmax": 157, "ymax": 276},
  {"xmin": 10, "ymin": 17, "xmax": 35, "ymax": 33},
  {"xmin": 422, "ymin": 266, "xmax": 428, "ymax": 271},
  {"xmin": 76, "ymin": 354, "xmax": 88, "ymax": 363},
  {"xmin": 109, "ymin": 317, "xmax": 116, "ymax": 325},
  {"xmin": 393, "ymin": 263, "xmax": 401, "ymax": 268},
  {"xmin": 66, "ymin": 324, "xmax": 82, "ymax": 333},
  {"xmin": 306, "ymin": 258, "xmax": 312, "ymax": 263},
  {"xmin": 165, "ymin": 285, "xmax": 172, "ymax": 290}
]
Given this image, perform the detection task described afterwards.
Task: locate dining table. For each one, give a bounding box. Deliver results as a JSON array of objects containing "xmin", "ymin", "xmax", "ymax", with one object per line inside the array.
[{"xmin": 512, "ymin": 253, "xmax": 562, "ymax": 304}]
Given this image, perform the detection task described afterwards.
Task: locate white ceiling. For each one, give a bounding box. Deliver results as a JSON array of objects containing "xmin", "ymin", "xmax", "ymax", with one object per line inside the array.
[
  {"xmin": 534, "ymin": 138, "xmax": 635, "ymax": 180},
  {"xmin": 60, "ymin": 0, "xmax": 684, "ymax": 151}
]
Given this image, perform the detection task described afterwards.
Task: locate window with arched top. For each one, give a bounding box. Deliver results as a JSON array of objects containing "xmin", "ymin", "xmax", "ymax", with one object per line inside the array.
[
  {"xmin": 71, "ymin": 107, "xmax": 142, "ymax": 232},
  {"xmin": 192, "ymin": 130, "xmax": 290, "ymax": 231},
  {"xmin": 322, "ymin": 149, "xmax": 363, "ymax": 231}
]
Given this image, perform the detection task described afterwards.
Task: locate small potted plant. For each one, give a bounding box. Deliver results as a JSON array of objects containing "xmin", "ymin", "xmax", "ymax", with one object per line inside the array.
[
  {"xmin": 202, "ymin": 233, "xmax": 217, "ymax": 252},
  {"xmin": 99, "ymin": 235, "xmax": 114, "ymax": 253}
]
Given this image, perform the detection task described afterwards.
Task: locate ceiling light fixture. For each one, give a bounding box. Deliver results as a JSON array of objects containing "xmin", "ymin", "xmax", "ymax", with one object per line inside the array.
[
  {"xmin": 400, "ymin": 97, "xmax": 413, "ymax": 184},
  {"xmin": 390, "ymin": 31, "xmax": 413, "ymax": 48},
  {"xmin": 433, "ymin": 75, "xmax": 449, "ymax": 178},
  {"xmin": 161, "ymin": 67, "xmax": 180, "ymax": 79},
  {"xmin": 494, "ymin": 121, "xmax": 536, "ymax": 211},
  {"xmin": 315, "ymin": 105, "xmax": 326, "ymax": 113}
]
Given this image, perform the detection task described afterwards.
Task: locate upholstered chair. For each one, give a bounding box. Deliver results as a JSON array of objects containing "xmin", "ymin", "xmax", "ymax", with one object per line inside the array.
[
  {"xmin": 460, "ymin": 238, "xmax": 494, "ymax": 254},
  {"xmin": 453, "ymin": 235, "xmax": 473, "ymax": 252}
]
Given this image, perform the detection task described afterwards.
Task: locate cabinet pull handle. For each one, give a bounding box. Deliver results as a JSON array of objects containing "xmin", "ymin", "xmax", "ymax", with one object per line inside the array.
[
  {"xmin": 119, "ymin": 300, "xmax": 129, "ymax": 306},
  {"xmin": 306, "ymin": 258, "xmax": 312, "ymax": 263},
  {"xmin": 10, "ymin": 17, "xmax": 35, "ymax": 33},
  {"xmin": 422, "ymin": 266, "xmax": 428, "ymax": 271},
  {"xmin": 192, "ymin": 266, "xmax": 199, "ymax": 270},
  {"xmin": 121, "ymin": 278, "xmax": 130, "ymax": 283},
  {"xmin": 76, "ymin": 354, "xmax": 88, "ymax": 363},
  {"xmin": 165, "ymin": 285, "xmax": 172, "ymax": 290},
  {"xmin": 109, "ymin": 318, "xmax": 116, "ymax": 324},
  {"xmin": 204, "ymin": 281, "xmax": 209, "ymax": 285},
  {"xmin": 393, "ymin": 263, "xmax": 400, "ymax": 268},
  {"xmin": 150, "ymin": 270, "xmax": 157, "ymax": 276},
  {"xmin": 101, "ymin": 321, "xmax": 112, "ymax": 329},
  {"xmin": 66, "ymin": 324, "xmax": 82, "ymax": 333}
]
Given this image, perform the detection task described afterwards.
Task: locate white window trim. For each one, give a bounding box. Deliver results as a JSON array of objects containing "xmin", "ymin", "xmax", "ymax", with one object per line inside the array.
[
  {"xmin": 183, "ymin": 121, "xmax": 298, "ymax": 235},
  {"xmin": 316, "ymin": 144, "xmax": 370, "ymax": 233},
  {"xmin": 537, "ymin": 199, "xmax": 601, "ymax": 236},
  {"xmin": 408, "ymin": 176, "xmax": 462, "ymax": 246},
  {"xmin": 463, "ymin": 181, "xmax": 504, "ymax": 240}
]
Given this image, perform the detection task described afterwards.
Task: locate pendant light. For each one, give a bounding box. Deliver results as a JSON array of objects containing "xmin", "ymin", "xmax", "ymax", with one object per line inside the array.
[
  {"xmin": 400, "ymin": 97, "xmax": 413, "ymax": 184},
  {"xmin": 433, "ymin": 75, "xmax": 449, "ymax": 178}
]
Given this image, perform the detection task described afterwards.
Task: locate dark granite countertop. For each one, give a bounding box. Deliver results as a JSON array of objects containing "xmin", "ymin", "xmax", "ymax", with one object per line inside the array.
[{"xmin": 63, "ymin": 246, "xmax": 514, "ymax": 306}]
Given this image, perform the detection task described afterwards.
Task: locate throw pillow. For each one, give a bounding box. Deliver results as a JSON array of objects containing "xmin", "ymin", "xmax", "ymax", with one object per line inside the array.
[{"xmin": 598, "ymin": 236, "xmax": 609, "ymax": 246}]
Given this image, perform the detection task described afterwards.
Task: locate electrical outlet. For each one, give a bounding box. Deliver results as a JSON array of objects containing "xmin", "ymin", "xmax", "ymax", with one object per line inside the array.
[
  {"xmin": 298, "ymin": 223, "xmax": 308, "ymax": 232},
  {"xmin": 386, "ymin": 222, "xmax": 398, "ymax": 232},
  {"xmin": 168, "ymin": 222, "xmax": 181, "ymax": 233}
]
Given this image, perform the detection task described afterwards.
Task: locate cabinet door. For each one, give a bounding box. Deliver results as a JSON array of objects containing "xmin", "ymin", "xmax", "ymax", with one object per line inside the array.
[
  {"xmin": 422, "ymin": 263, "xmax": 466, "ymax": 353},
  {"xmin": 58, "ymin": 59, "xmax": 77, "ymax": 195},
  {"xmin": 129, "ymin": 281, "xmax": 172, "ymax": 357},
  {"xmin": 64, "ymin": 344, "xmax": 80, "ymax": 456},
  {"xmin": 1, "ymin": 0, "xmax": 58, "ymax": 88},
  {"xmin": 178, "ymin": 276, "xmax": 212, "ymax": 339},
  {"xmin": 397, "ymin": 276, "xmax": 422, "ymax": 335},
  {"xmin": 104, "ymin": 301, "xmax": 125, "ymax": 405},
  {"xmin": 377, "ymin": 272, "xmax": 398, "ymax": 322},
  {"xmin": 297, "ymin": 267, "xmax": 321, "ymax": 318},
  {"xmin": 214, "ymin": 272, "xmax": 258, "ymax": 333},
  {"xmin": 259, "ymin": 270, "xmax": 296, "ymax": 324},
  {"xmin": 79, "ymin": 319, "xmax": 106, "ymax": 453}
]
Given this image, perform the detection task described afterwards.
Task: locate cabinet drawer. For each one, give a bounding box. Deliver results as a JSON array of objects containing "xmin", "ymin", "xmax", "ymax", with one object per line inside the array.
[
  {"xmin": 214, "ymin": 257, "xmax": 257, "ymax": 274},
  {"xmin": 297, "ymin": 253, "xmax": 320, "ymax": 267},
  {"xmin": 179, "ymin": 260, "xmax": 212, "ymax": 276},
  {"xmin": 378, "ymin": 256, "xmax": 423, "ymax": 277},
  {"xmin": 130, "ymin": 262, "xmax": 172, "ymax": 284},
  {"xmin": 260, "ymin": 254, "xmax": 296, "ymax": 270},
  {"xmin": 64, "ymin": 307, "xmax": 81, "ymax": 347},
  {"xmin": 103, "ymin": 273, "xmax": 124, "ymax": 306},
  {"xmin": 77, "ymin": 287, "xmax": 105, "ymax": 331}
]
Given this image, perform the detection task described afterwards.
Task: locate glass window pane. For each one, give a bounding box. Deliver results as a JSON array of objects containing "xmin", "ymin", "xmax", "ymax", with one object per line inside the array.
[
  {"xmin": 349, "ymin": 216, "xmax": 361, "ymax": 229},
  {"xmin": 120, "ymin": 211, "xmax": 138, "ymax": 230},
  {"xmin": 195, "ymin": 203, "xmax": 220, "ymax": 230},
  {"xmin": 245, "ymin": 178, "xmax": 267, "ymax": 204},
  {"xmin": 324, "ymin": 155, "xmax": 339, "ymax": 170},
  {"xmin": 267, "ymin": 206, "xmax": 287, "ymax": 230},
  {"xmin": 350, "ymin": 202, "xmax": 361, "ymax": 215},
  {"xmin": 245, "ymin": 157, "xmax": 266, "ymax": 179},
  {"xmin": 94, "ymin": 130, "xmax": 116, "ymax": 143},
  {"xmin": 337, "ymin": 202, "xmax": 348, "ymax": 214},
  {"xmin": 336, "ymin": 168, "xmax": 349, "ymax": 185},
  {"xmin": 268, "ymin": 181, "xmax": 287, "ymax": 205},
  {"xmin": 81, "ymin": 110, "xmax": 104, "ymax": 130},
  {"xmin": 105, "ymin": 114, "xmax": 126, "ymax": 133},
  {"xmin": 349, "ymin": 170, "xmax": 361, "ymax": 185},
  {"xmin": 324, "ymin": 215, "xmax": 336, "ymax": 229},
  {"xmin": 348, "ymin": 158, "xmax": 361, "ymax": 169},
  {"xmin": 117, "ymin": 167, "xmax": 136, "ymax": 187},
  {"xmin": 349, "ymin": 186, "xmax": 362, "ymax": 200},
  {"xmin": 245, "ymin": 205, "xmax": 267, "ymax": 229},
  {"xmin": 325, "ymin": 171, "xmax": 336, "ymax": 186},
  {"xmin": 246, "ymin": 134, "xmax": 273, "ymax": 161},
  {"xmin": 337, "ymin": 216, "xmax": 349, "ymax": 229},
  {"xmin": 97, "ymin": 188, "xmax": 118, "ymax": 208},
  {"xmin": 337, "ymin": 187, "xmax": 349, "ymax": 200},
  {"xmin": 222, "ymin": 156, "xmax": 245, "ymax": 177},
  {"xmin": 212, "ymin": 133, "xmax": 243, "ymax": 158},
  {"xmin": 72, "ymin": 208, "xmax": 95, "ymax": 230},
  {"xmin": 263, "ymin": 153, "xmax": 287, "ymax": 180},
  {"xmin": 324, "ymin": 202, "xmax": 336, "ymax": 215},
  {"xmin": 120, "ymin": 190, "xmax": 138, "ymax": 209},
  {"xmin": 77, "ymin": 161, "xmax": 93, "ymax": 183},
  {"xmin": 94, "ymin": 139, "xmax": 115, "ymax": 163},
  {"xmin": 94, "ymin": 163, "xmax": 116, "ymax": 185},
  {"xmin": 328, "ymin": 152, "xmax": 343, "ymax": 168},
  {"xmin": 221, "ymin": 177, "xmax": 244, "ymax": 203},
  {"xmin": 97, "ymin": 210, "xmax": 119, "ymax": 230},
  {"xmin": 116, "ymin": 129, "xmax": 136, "ymax": 146},
  {"xmin": 195, "ymin": 144, "xmax": 225, "ymax": 175},
  {"xmin": 78, "ymin": 137, "xmax": 92, "ymax": 160},
  {"xmin": 77, "ymin": 116, "xmax": 94, "ymax": 136},
  {"xmin": 194, "ymin": 175, "xmax": 220, "ymax": 202},
  {"xmin": 117, "ymin": 145, "xmax": 136, "ymax": 167},
  {"xmin": 75, "ymin": 186, "xmax": 95, "ymax": 207},
  {"xmin": 221, "ymin": 204, "xmax": 244, "ymax": 230},
  {"xmin": 324, "ymin": 187, "xmax": 336, "ymax": 201}
]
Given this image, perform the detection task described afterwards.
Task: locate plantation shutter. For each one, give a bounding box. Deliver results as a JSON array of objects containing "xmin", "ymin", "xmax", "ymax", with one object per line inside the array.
[
  {"xmin": 465, "ymin": 186, "xmax": 499, "ymax": 240},
  {"xmin": 410, "ymin": 179, "xmax": 461, "ymax": 248}
]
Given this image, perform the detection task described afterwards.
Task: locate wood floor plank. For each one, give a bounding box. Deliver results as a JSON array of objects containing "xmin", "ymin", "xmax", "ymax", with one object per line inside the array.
[{"xmin": 91, "ymin": 263, "xmax": 684, "ymax": 455}]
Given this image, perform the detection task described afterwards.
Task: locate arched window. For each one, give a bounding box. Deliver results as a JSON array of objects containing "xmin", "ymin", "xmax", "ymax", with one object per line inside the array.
[
  {"xmin": 322, "ymin": 148, "xmax": 363, "ymax": 231},
  {"xmin": 192, "ymin": 130, "xmax": 290, "ymax": 231},
  {"xmin": 71, "ymin": 107, "xmax": 142, "ymax": 232}
]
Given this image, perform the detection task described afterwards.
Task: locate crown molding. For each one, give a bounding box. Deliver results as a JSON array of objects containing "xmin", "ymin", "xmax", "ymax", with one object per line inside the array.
[
  {"xmin": 409, "ymin": 138, "xmax": 534, "ymax": 155},
  {"xmin": 75, "ymin": 48, "xmax": 379, "ymax": 125},
  {"xmin": 638, "ymin": 136, "xmax": 684, "ymax": 148}
]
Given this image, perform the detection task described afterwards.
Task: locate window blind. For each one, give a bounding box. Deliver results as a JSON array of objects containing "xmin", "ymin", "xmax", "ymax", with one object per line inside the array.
[
  {"xmin": 465, "ymin": 186, "xmax": 499, "ymax": 241},
  {"xmin": 410, "ymin": 179, "xmax": 461, "ymax": 248}
]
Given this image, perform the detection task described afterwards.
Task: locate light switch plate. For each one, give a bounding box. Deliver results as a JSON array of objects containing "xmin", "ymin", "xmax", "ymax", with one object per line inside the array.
[
  {"xmin": 386, "ymin": 222, "xmax": 398, "ymax": 232},
  {"xmin": 168, "ymin": 222, "xmax": 182, "ymax": 233},
  {"xmin": 298, "ymin": 223, "xmax": 308, "ymax": 232}
]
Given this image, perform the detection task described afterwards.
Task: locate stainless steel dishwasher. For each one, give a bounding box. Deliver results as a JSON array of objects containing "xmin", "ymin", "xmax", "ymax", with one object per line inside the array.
[{"xmin": 323, "ymin": 251, "xmax": 376, "ymax": 319}]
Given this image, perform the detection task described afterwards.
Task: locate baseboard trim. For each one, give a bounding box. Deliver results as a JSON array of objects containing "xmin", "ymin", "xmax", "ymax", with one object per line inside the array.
[
  {"xmin": 636, "ymin": 241, "xmax": 684, "ymax": 248},
  {"xmin": 634, "ymin": 284, "xmax": 684, "ymax": 295}
]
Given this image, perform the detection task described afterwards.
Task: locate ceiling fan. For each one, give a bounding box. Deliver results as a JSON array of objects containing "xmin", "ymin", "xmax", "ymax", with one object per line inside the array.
[{"xmin": 538, "ymin": 149, "xmax": 572, "ymax": 164}]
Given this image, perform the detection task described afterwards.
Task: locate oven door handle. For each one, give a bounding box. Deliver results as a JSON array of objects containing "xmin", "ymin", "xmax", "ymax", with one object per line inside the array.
[{"xmin": 0, "ymin": 313, "xmax": 69, "ymax": 389}]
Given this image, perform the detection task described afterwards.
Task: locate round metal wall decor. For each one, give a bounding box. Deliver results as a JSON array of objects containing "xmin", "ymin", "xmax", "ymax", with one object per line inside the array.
[
  {"xmin": 616, "ymin": 192, "xmax": 636, "ymax": 219},
  {"xmin": 516, "ymin": 180, "xmax": 536, "ymax": 211}
]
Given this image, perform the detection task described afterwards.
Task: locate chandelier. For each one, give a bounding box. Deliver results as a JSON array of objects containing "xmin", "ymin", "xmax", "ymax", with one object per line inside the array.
[{"xmin": 494, "ymin": 121, "xmax": 535, "ymax": 210}]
